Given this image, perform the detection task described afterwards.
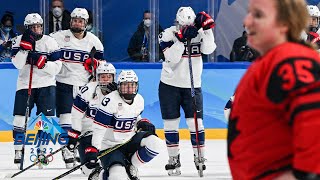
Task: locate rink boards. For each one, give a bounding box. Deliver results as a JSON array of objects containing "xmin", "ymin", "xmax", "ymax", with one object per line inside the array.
[{"xmin": 0, "ymin": 62, "xmax": 248, "ymax": 141}]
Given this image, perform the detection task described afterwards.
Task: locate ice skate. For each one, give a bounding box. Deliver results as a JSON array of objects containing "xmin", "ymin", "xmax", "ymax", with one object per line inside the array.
[
  {"xmin": 126, "ymin": 163, "xmax": 139, "ymax": 180},
  {"xmin": 165, "ymin": 155, "xmax": 181, "ymax": 176},
  {"xmin": 73, "ymin": 149, "xmax": 80, "ymax": 166},
  {"xmin": 62, "ymin": 148, "xmax": 75, "ymax": 169},
  {"xmin": 88, "ymin": 166, "xmax": 103, "ymax": 180},
  {"xmin": 14, "ymin": 150, "xmax": 22, "ymax": 168},
  {"xmin": 194, "ymin": 155, "xmax": 207, "ymax": 177}
]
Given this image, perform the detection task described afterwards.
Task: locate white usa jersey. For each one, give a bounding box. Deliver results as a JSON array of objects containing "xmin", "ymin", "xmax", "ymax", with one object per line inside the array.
[
  {"xmin": 50, "ymin": 30, "xmax": 104, "ymax": 86},
  {"xmin": 71, "ymin": 81, "xmax": 107, "ymax": 135},
  {"xmin": 11, "ymin": 35, "xmax": 62, "ymax": 91},
  {"xmin": 158, "ymin": 26, "xmax": 216, "ymax": 88},
  {"xmin": 92, "ymin": 91, "xmax": 144, "ymax": 150}
]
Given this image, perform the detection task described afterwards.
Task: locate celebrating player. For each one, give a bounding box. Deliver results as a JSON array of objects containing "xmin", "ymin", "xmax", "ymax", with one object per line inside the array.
[
  {"xmin": 158, "ymin": 6, "xmax": 216, "ymax": 175},
  {"xmin": 11, "ymin": 13, "xmax": 62, "ymax": 168},
  {"xmin": 87, "ymin": 70, "xmax": 162, "ymax": 180},
  {"xmin": 301, "ymin": 5, "xmax": 320, "ymax": 48},
  {"xmin": 50, "ymin": 7, "xmax": 104, "ymax": 168},
  {"xmin": 66, "ymin": 61, "xmax": 117, "ymax": 176},
  {"xmin": 228, "ymin": 0, "xmax": 320, "ymax": 179}
]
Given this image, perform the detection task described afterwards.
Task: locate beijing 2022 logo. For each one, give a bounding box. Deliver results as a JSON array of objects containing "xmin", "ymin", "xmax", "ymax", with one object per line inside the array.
[{"xmin": 14, "ymin": 113, "xmax": 69, "ymax": 165}]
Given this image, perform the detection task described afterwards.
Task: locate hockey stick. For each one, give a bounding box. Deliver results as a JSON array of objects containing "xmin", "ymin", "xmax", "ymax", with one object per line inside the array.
[
  {"xmin": 19, "ymin": 56, "xmax": 34, "ymax": 170},
  {"xmin": 52, "ymin": 129, "xmax": 142, "ymax": 180},
  {"xmin": 9, "ymin": 131, "xmax": 92, "ymax": 178},
  {"xmin": 88, "ymin": 46, "xmax": 97, "ymax": 82},
  {"xmin": 187, "ymin": 39, "xmax": 204, "ymax": 177}
]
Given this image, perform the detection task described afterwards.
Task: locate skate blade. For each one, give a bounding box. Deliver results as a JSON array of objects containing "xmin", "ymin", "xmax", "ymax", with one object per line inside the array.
[
  {"xmin": 167, "ymin": 168, "xmax": 181, "ymax": 176},
  {"xmin": 198, "ymin": 163, "xmax": 204, "ymax": 177}
]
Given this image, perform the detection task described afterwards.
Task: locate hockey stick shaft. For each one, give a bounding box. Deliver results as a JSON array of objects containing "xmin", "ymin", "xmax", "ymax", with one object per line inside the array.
[
  {"xmin": 88, "ymin": 46, "xmax": 97, "ymax": 82},
  {"xmin": 19, "ymin": 62, "xmax": 34, "ymax": 170},
  {"xmin": 187, "ymin": 39, "xmax": 202, "ymax": 160},
  {"xmin": 11, "ymin": 131, "xmax": 92, "ymax": 178}
]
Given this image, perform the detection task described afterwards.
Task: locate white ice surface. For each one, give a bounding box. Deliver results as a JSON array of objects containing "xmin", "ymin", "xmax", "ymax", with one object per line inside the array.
[{"xmin": 0, "ymin": 140, "xmax": 231, "ymax": 180}]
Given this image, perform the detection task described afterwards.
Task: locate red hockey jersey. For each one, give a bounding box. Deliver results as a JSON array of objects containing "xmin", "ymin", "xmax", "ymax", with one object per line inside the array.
[{"xmin": 228, "ymin": 42, "xmax": 320, "ymax": 180}]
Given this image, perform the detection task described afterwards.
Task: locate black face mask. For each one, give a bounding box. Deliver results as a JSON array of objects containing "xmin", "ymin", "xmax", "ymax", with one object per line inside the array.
[
  {"xmin": 29, "ymin": 28, "xmax": 43, "ymax": 41},
  {"xmin": 121, "ymin": 94, "xmax": 137, "ymax": 101},
  {"xmin": 70, "ymin": 27, "xmax": 84, "ymax": 33}
]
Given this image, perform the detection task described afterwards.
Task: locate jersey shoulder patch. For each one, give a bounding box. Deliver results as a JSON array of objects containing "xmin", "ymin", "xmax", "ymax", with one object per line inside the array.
[{"xmin": 267, "ymin": 56, "xmax": 320, "ymax": 103}]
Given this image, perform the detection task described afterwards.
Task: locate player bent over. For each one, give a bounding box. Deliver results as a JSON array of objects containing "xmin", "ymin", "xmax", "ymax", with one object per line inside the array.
[
  {"xmin": 158, "ymin": 7, "xmax": 216, "ymax": 175},
  {"xmin": 66, "ymin": 61, "xmax": 117, "ymax": 176},
  {"xmin": 87, "ymin": 70, "xmax": 162, "ymax": 180},
  {"xmin": 11, "ymin": 13, "xmax": 62, "ymax": 168}
]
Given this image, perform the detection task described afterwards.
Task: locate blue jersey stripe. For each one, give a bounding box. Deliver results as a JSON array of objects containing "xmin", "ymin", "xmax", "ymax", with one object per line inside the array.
[
  {"xmin": 73, "ymin": 95, "xmax": 88, "ymax": 112},
  {"xmin": 94, "ymin": 109, "xmax": 114, "ymax": 126}
]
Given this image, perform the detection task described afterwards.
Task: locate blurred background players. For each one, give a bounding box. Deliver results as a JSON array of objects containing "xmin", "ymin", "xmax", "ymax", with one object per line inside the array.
[
  {"xmin": 11, "ymin": 13, "xmax": 62, "ymax": 168},
  {"xmin": 158, "ymin": 7, "xmax": 216, "ymax": 175},
  {"xmin": 0, "ymin": 12, "xmax": 18, "ymax": 62},
  {"xmin": 49, "ymin": 0, "xmax": 71, "ymax": 33},
  {"xmin": 66, "ymin": 61, "xmax": 117, "ymax": 176},
  {"xmin": 229, "ymin": 30, "xmax": 259, "ymax": 62},
  {"xmin": 301, "ymin": 5, "xmax": 320, "ymax": 49},
  {"xmin": 127, "ymin": 10, "xmax": 164, "ymax": 62},
  {"xmin": 89, "ymin": 70, "xmax": 162, "ymax": 180},
  {"xmin": 228, "ymin": 0, "xmax": 320, "ymax": 179},
  {"xmin": 49, "ymin": 7, "xmax": 104, "ymax": 168}
]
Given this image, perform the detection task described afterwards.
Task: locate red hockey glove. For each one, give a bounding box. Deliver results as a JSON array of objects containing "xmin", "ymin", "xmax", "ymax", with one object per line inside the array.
[
  {"xmin": 194, "ymin": 11, "xmax": 215, "ymax": 30},
  {"xmin": 20, "ymin": 29, "xmax": 36, "ymax": 51},
  {"xmin": 84, "ymin": 146, "xmax": 98, "ymax": 169},
  {"xmin": 27, "ymin": 52, "xmax": 47, "ymax": 69},
  {"xmin": 67, "ymin": 129, "xmax": 81, "ymax": 152},
  {"xmin": 175, "ymin": 25, "xmax": 198, "ymax": 42},
  {"xmin": 84, "ymin": 58, "xmax": 98, "ymax": 73}
]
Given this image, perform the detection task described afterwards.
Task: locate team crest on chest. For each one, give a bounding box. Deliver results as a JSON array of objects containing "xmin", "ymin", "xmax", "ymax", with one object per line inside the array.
[{"xmin": 64, "ymin": 35, "xmax": 70, "ymax": 42}]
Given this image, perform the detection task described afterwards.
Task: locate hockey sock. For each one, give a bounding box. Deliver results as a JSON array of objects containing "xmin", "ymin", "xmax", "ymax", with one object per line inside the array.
[
  {"xmin": 164, "ymin": 118, "xmax": 180, "ymax": 157},
  {"xmin": 186, "ymin": 118, "xmax": 205, "ymax": 157}
]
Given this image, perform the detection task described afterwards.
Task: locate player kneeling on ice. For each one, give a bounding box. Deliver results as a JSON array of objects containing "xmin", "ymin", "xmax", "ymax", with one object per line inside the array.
[
  {"xmin": 11, "ymin": 13, "xmax": 62, "ymax": 169},
  {"xmin": 86, "ymin": 70, "xmax": 162, "ymax": 180},
  {"xmin": 66, "ymin": 61, "xmax": 117, "ymax": 176}
]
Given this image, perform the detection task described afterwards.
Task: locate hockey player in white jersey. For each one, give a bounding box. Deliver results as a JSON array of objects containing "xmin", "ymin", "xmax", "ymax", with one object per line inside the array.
[
  {"xmin": 158, "ymin": 7, "xmax": 216, "ymax": 175},
  {"xmin": 11, "ymin": 13, "xmax": 62, "ymax": 168},
  {"xmin": 65, "ymin": 61, "xmax": 117, "ymax": 176},
  {"xmin": 50, "ymin": 7, "xmax": 104, "ymax": 168},
  {"xmin": 86, "ymin": 70, "xmax": 162, "ymax": 180}
]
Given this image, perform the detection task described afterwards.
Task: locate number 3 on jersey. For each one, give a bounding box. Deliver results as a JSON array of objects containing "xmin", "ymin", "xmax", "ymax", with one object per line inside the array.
[{"xmin": 102, "ymin": 97, "xmax": 110, "ymax": 106}]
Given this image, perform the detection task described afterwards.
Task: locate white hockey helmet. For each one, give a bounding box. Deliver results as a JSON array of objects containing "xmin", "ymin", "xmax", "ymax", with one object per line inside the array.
[
  {"xmin": 176, "ymin": 7, "xmax": 196, "ymax": 26},
  {"xmin": 96, "ymin": 61, "xmax": 116, "ymax": 91},
  {"xmin": 71, "ymin": 8, "xmax": 89, "ymax": 22},
  {"xmin": 24, "ymin": 13, "xmax": 43, "ymax": 27},
  {"xmin": 307, "ymin": 5, "xmax": 320, "ymax": 17},
  {"xmin": 117, "ymin": 70, "xmax": 139, "ymax": 100}
]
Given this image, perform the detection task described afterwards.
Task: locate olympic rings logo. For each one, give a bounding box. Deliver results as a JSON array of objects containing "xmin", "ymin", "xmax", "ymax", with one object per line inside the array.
[{"xmin": 29, "ymin": 148, "xmax": 54, "ymax": 166}]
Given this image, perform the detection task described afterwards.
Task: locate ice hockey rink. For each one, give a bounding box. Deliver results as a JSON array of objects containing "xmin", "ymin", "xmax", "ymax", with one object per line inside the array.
[{"xmin": 0, "ymin": 140, "xmax": 231, "ymax": 180}]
